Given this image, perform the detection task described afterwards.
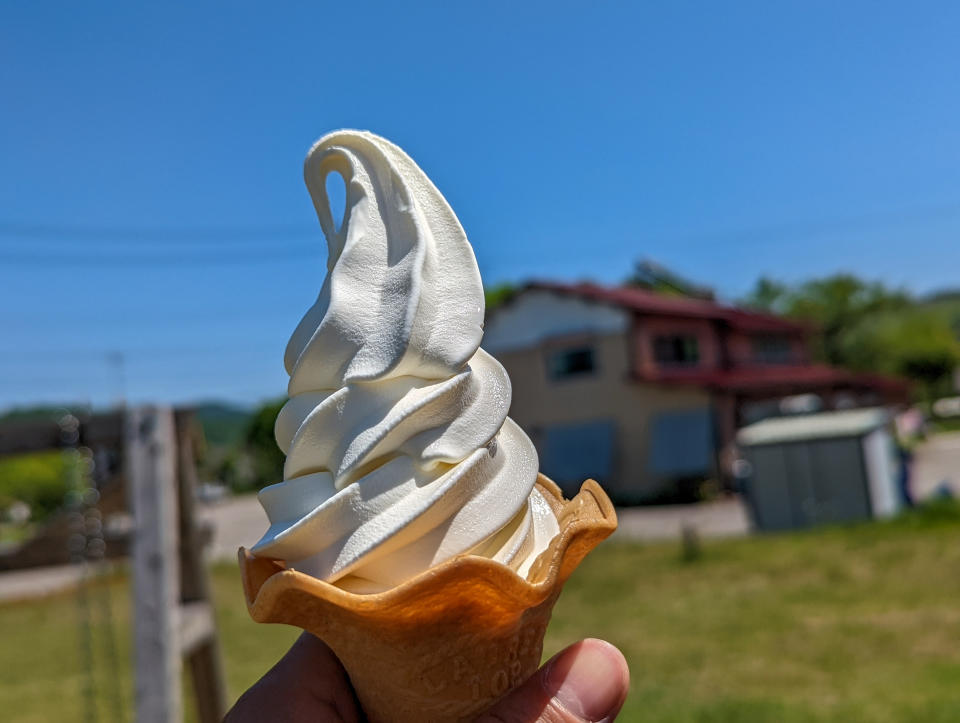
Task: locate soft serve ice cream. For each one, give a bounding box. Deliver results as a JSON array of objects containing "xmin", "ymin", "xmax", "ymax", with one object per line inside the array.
[{"xmin": 251, "ymin": 131, "xmax": 559, "ymax": 593}]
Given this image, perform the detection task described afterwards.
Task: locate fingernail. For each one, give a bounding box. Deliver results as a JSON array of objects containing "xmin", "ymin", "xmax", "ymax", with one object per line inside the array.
[{"xmin": 545, "ymin": 639, "xmax": 626, "ymax": 722}]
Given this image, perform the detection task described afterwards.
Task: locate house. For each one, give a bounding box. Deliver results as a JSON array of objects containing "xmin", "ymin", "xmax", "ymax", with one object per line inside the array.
[{"xmin": 484, "ymin": 281, "xmax": 909, "ymax": 503}]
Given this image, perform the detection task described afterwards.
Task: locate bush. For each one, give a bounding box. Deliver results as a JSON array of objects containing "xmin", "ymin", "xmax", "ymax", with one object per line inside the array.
[
  {"xmin": 0, "ymin": 451, "xmax": 71, "ymax": 522},
  {"xmin": 244, "ymin": 399, "xmax": 287, "ymax": 491}
]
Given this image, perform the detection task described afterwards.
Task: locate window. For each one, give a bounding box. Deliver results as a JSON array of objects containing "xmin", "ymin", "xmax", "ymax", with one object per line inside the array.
[
  {"xmin": 752, "ymin": 335, "xmax": 793, "ymax": 364},
  {"xmin": 547, "ymin": 346, "xmax": 596, "ymax": 379},
  {"xmin": 653, "ymin": 335, "xmax": 700, "ymax": 367}
]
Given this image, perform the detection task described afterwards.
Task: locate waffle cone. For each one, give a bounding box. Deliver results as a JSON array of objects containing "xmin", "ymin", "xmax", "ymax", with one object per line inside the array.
[{"xmin": 239, "ymin": 475, "xmax": 617, "ymax": 723}]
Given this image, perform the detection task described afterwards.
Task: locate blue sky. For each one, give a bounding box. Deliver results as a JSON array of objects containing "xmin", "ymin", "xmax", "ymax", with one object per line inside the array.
[{"xmin": 2, "ymin": 1, "xmax": 959, "ymax": 409}]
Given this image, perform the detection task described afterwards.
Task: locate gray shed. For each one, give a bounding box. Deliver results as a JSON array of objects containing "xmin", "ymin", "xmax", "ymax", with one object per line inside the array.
[{"xmin": 737, "ymin": 408, "xmax": 903, "ymax": 531}]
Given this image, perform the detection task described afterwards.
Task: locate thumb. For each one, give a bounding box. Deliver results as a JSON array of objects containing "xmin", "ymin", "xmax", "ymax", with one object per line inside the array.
[{"xmin": 476, "ymin": 639, "xmax": 629, "ymax": 723}]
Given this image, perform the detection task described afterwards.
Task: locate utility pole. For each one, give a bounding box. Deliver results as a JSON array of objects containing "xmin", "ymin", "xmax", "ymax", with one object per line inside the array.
[{"xmin": 107, "ymin": 351, "xmax": 126, "ymax": 409}]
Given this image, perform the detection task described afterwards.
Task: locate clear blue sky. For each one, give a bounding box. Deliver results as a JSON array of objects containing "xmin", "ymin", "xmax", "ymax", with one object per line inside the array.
[{"xmin": 2, "ymin": 2, "xmax": 959, "ymax": 409}]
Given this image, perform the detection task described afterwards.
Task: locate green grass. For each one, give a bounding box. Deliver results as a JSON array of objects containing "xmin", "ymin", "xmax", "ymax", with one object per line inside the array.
[
  {"xmin": 0, "ymin": 563, "xmax": 298, "ymax": 723},
  {"xmin": 547, "ymin": 505, "xmax": 960, "ymax": 722},
  {"xmin": 2, "ymin": 504, "xmax": 960, "ymax": 722},
  {"xmin": 930, "ymin": 417, "xmax": 960, "ymax": 434}
]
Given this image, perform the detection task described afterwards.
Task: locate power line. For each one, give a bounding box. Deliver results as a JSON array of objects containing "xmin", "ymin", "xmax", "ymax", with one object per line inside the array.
[
  {"xmin": 0, "ymin": 344, "xmax": 282, "ymax": 361},
  {"xmin": 4, "ymin": 196, "xmax": 959, "ymax": 250},
  {"xmin": 0, "ymin": 369, "xmax": 286, "ymax": 387},
  {"xmin": 2, "ymin": 197, "xmax": 957, "ymax": 268},
  {"xmin": 653, "ymin": 200, "xmax": 960, "ymax": 248},
  {"xmin": 0, "ymin": 221, "xmax": 320, "ymax": 243},
  {"xmin": 6, "ymin": 307, "xmax": 299, "ymax": 327},
  {"xmin": 0, "ymin": 247, "xmax": 323, "ymax": 267}
]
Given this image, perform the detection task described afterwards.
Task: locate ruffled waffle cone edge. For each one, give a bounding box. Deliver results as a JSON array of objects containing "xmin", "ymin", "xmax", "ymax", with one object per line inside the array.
[{"xmin": 239, "ymin": 475, "xmax": 617, "ymax": 723}]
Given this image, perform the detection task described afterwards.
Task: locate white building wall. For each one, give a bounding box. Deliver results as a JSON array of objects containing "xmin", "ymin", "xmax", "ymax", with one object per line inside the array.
[{"xmin": 484, "ymin": 290, "xmax": 630, "ymax": 354}]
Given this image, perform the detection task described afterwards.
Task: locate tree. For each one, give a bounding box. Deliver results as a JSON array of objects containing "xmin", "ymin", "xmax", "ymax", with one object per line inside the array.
[
  {"xmin": 743, "ymin": 273, "xmax": 960, "ymax": 396},
  {"xmin": 244, "ymin": 398, "xmax": 287, "ymax": 490},
  {"xmin": 742, "ymin": 273, "xmax": 912, "ymax": 366},
  {"xmin": 840, "ymin": 309, "xmax": 960, "ymax": 399},
  {"xmin": 741, "ymin": 276, "xmax": 789, "ymax": 313},
  {"xmin": 626, "ymin": 259, "xmax": 715, "ymax": 300},
  {"xmin": 785, "ymin": 275, "xmax": 911, "ymax": 364},
  {"xmin": 484, "ymin": 283, "xmax": 517, "ymax": 315}
]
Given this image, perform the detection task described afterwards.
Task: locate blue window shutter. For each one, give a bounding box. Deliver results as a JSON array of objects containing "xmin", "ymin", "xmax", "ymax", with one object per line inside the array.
[
  {"xmin": 647, "ymin": 409, "xmax": 713, "ymax": 476},
  {"xmin": 540, "ymin": 419, "xmax": 616, "ymax": 496}
]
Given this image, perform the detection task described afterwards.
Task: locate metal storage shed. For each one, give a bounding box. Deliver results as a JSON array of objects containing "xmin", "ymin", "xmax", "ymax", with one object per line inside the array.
[{"xmin": 737, "ymin": 408, "xmax": 903, "ymax": 531}]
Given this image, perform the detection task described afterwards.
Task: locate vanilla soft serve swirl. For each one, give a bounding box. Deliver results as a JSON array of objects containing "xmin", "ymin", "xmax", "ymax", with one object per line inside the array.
[{"xmin": 251, "ymin": 131, "xmax": 558, "ymax": 592}]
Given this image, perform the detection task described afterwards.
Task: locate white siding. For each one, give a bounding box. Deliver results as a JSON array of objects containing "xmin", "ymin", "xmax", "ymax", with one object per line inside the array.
[{"xmin": 484, "ymin": 291, "xmax": 629, "ymax": 354}]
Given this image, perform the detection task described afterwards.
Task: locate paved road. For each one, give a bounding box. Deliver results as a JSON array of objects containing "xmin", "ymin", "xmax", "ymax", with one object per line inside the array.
[
  {"xmin": 197, "ymin": 493, "xmax": 270, "ymax": 563},
  {"xmin": 614, "ymin": 496, "xmax": 750, "ymax": 541},
  {"xmin": 0, "ymin": 492, "xmax": 750, "ymax": 603},
  {"xmin": 200, "ymin": 492, "xmax": 753, "ymax": 558},
  {"xmin": 195, "ymin": 432, "xmax": 959, "ymax": 555},
  {"xmin": 3, "ymin": 433, "xmax": 957, "ymax": 602},
  {"xmin": 911, "ymin": 431, "xmax": 960, "ymax": 499},
  {"xmin": 0, "ymin": 563, "xmax": 88, "ymax": 603}
]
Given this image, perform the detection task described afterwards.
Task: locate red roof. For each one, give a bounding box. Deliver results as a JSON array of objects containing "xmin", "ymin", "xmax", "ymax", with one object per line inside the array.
[
  {"xmin": 525, "ymin": 281, "xmax": 810, "ymax": 334},
  {"xmin": 513, "ymin": 281, "xmax": 909, "ymax": 400},
  {"xmin": 637, "ymin": 364, "xmax": 910, "ymax": 394}
]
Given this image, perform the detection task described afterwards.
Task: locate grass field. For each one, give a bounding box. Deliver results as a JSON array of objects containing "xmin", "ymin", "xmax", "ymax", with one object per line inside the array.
[
  {"xmin": 930, "ymin": 417, "xmax": 960, "ymax": 434},
  {"xmin": 2, "ymin": 503, "xmax": 959, "ymax": 722}
]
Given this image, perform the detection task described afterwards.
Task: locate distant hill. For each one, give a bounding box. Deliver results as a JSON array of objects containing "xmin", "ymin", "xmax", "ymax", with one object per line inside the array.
[
  {"xmin": 0, "ymin": 404, "xmax": 93, "ymax": 423},
  {"xmin": 925, "ymin": 288, "xmax": 960, "ymax": 305},
  {"xmin": 0, "ymin": 401, "xmax": 254, "ymax": 449},
  {"xmin": 193, "ymin": 402, "xmax": 253, "ymax": 447}
]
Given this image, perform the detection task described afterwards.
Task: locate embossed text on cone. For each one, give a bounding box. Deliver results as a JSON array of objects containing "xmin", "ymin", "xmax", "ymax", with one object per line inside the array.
[{"xmin": 239, "ymin": 476, "xmax": 616, "ymax": 723}]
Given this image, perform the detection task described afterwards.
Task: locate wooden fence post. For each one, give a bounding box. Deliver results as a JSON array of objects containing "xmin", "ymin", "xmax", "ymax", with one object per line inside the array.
[
  {"xmin": 125, "ymin": 406, "xmax": 182, "ymax": 723},
  {"xmin": 174, "ymin": 409, "xmax": 227, "ymax": 722}
]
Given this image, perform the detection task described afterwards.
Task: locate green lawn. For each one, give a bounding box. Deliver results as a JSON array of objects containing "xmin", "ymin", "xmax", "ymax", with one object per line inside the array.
[
  {"xmin": 2, "ymin": 504, "xmax": 960, "ymax": 722},
  {"xmin": 930, "ymin": 417, "xmax": 960, "ymax": 434}
]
